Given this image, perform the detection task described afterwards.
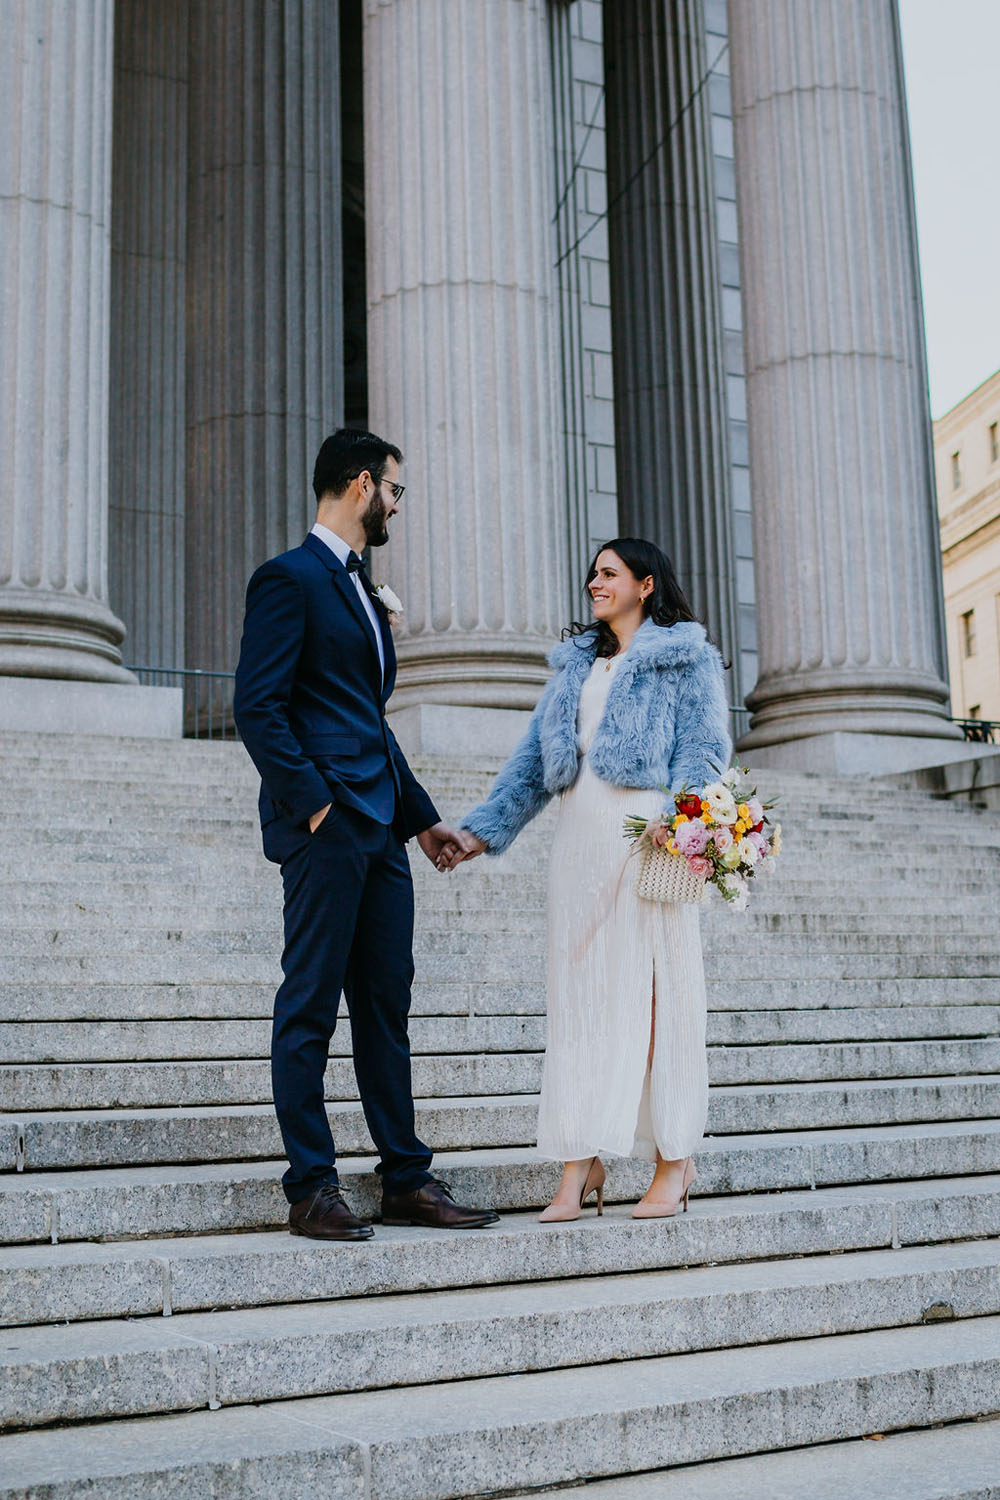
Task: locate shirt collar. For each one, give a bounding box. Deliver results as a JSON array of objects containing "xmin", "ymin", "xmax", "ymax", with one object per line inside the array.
[{"xmin": 310, "ymin": 522, "xmax": 354, "ymax": 567}]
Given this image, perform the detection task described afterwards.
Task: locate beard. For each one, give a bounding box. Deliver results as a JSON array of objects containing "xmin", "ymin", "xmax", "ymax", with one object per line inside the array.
[{"xmin": 361, "ymin": 490, "xmax": 390, "ymax": 548}]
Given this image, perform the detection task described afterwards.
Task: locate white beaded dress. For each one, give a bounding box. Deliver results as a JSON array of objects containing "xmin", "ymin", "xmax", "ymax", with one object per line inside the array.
[{"xmin": 535, "ymin": 652, "xmax": 710, "ymax": 1163}]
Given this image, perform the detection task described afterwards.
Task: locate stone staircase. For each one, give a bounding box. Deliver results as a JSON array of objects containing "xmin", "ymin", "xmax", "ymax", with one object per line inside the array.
[{"xmin": 2, "ymin": 728, "xmax": 1000, "ymax": 1497}]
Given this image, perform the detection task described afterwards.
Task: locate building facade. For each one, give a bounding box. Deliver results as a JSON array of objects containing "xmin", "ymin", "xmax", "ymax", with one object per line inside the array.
[
  {"xmin": 935, "ymin": 368, "xmax": 1000, "ymax": 726},
  {"xmin": 0, "ymin": 0, "xmax": 972, "ymax": 771}
]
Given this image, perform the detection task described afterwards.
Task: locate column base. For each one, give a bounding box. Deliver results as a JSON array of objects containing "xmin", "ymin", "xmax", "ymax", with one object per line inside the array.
[
  {"xmin": 388, "ymin": 703, "xmax": 532, "ymax": 760},
  {"xmin": 735, "ymin": 729, "xmax": 990, "ymax": 777},
  {"xmin": 0, "ymin": 590, "xmax": 133, "ymax": 683},
  {"xmin": 0, "ymin": 676, "xmax": 183, "ymax": 739},
  {"xmin": 389, "ymin": 634, "xmax": 554, "ymax": 713}
]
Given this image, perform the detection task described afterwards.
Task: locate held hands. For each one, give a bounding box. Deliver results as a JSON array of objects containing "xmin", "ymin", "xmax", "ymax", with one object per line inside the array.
[
  {"xmin": 308, "ymin": 804, "xmax": 486, "ymax": 871},
  {"xmin": 417, "ymin": 822, "xmax": 487, "ymax": 872}
]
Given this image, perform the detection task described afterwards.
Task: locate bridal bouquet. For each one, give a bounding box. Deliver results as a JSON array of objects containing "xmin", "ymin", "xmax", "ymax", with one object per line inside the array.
[{"xmin": 624, "ymin": 764, "xmax": 780, "ymax": 911}]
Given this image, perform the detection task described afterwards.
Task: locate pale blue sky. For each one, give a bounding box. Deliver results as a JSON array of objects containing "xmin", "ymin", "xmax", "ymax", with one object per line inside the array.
[{"xmin": 899, "ymin": 0, "xmax": 1000, "ymax": 418}]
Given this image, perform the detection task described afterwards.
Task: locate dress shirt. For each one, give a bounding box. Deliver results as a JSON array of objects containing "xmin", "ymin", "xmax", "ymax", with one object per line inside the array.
[{"xmin": 310, "ymin": 522, "xmax": 385, "ymax": 683}]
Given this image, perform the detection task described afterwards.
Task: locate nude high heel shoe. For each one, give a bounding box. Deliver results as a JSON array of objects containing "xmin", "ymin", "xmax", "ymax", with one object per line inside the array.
[
  {"xmin": 631, "ymin": 1156, "xmax": 696, "ymax": 1219},
  {"xmin": 539, "ymin": 1157, "xmax": 605, "ymax": 1223}
]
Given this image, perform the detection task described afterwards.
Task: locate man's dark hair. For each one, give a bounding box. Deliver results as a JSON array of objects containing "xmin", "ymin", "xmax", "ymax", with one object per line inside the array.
[{"xmin": 312, "ymin": 429, "xmax": 403, "ymax": 500}]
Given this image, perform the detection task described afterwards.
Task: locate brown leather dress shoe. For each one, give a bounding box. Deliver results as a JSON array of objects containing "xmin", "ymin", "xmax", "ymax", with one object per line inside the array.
[
  {"xmin": 289, "ymin": 1181, "xmax": 374, "ymax": 1240},
  {"xmin": 381, "ymin": 1179, "xmax": 500, "ymax": 1229}
]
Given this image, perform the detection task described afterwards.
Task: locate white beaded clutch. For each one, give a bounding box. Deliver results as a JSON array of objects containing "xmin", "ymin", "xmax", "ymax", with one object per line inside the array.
[{"xmin": 634, "ymin": 843, "xmax": 707, "ymax": 904}]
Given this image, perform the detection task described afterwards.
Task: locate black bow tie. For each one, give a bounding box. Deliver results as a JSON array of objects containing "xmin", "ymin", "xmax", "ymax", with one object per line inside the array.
[{"xmin": 346, "ymin": 551, "xmax": 379, "ymax": 603}]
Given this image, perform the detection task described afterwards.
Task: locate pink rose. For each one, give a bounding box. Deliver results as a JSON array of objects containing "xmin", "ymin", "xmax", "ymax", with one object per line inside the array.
[
  {"xmin": 748, "ymin": 830, "xmax": 768, "ymax": 854},
  {"xmin": 712, "ymin": 825, "xmax": 734, "ymax": 853},
  {"xmin": 746, "ymin": 797, "xmax": 764, "ymax": 825},
  {"xmin": 687, "ymin": 854, "xmax": 713, "ymax": 878},
  {"xmin": 674, "ymin": 820, "xmax": 709, "ymax": 856}
]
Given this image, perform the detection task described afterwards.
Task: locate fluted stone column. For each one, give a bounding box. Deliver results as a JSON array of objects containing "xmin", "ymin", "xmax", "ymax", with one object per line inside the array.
[
  {"xmin": 185, "ymin": 0, "xmax": 343, "ymax": 683},
  {"xmin": 603, "ymin": 0, "xmax": 736, "ymax": 664},
  {"xmin": 364, "ymin": 0, "xmax": 567, "ymax": 711},
  {"xmin": 728, "ymin": 0, "xmax": 959, "ymax": 763},
  {"xmin": 109, "ymin": 0, "xmax": 187, "ymax": 671},
  {"xmin": 0, "ymin": 0, "xmax": 131, "ymax": 681}
]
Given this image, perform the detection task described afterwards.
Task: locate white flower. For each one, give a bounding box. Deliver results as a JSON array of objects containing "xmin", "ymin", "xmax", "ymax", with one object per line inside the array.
[
  {"xmin": 737, "ymin": 837, "xmax": 759, "ymax": 867},
  {"xmin": 720, "ymin": 871, "xmax": 749, "ymax": 910},
  {"xmin": 374, "ymin": 582, "xmax": 404, "ymax": 615},
  {"xmin": 770, "ymin": 822, "xmax": 782, "ymax": 856},
  {"xmin": 722, "ymin": 767, "xmax": 739, "ymax": 788},
  {"xmin": 703, "ymin": 783, "xmax": 738, "ymax": 824}
]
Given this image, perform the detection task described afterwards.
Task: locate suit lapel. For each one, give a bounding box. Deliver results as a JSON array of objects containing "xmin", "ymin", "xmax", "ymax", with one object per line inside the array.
[
  {"xmin": 302, "ymin": 534, "xmax": 384, "ymax": 689},
  {"xmin": 377, "ymin": 603, "xmax": 397, "ymax": 702}
]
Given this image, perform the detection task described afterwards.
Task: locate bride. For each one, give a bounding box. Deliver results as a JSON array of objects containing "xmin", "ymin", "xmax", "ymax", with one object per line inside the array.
[{"xmin": 454, "ymin": 538, "xmax": 731, "ymax": 1219}]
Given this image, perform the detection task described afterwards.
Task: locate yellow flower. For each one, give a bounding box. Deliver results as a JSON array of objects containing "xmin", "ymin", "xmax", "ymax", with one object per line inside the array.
[
  {"xmin": 737, "ymin": 803, "xmax": 751, "ymax": 821},
  {"xmin": 672, "ymin": 813, "xmax": 689, "ymax": 827},
  {"xmin": 667, "ymin": 839, "xmax": 678, "ymax": 853}
]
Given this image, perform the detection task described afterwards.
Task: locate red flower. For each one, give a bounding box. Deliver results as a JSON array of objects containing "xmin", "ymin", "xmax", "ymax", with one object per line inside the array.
[
  {"xmin": 677, "ymin": 794, "xmax": 702, "ymax": 819},
  {"xmin": 753, "ymin": 820, "xmax": 764, "ymax": 833}
]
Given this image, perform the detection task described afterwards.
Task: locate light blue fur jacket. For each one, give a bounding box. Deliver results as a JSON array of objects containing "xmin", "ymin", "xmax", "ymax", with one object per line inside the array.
[{"xmin": 462, "ymin": 618, "xmax": 732, "ymax": 855}]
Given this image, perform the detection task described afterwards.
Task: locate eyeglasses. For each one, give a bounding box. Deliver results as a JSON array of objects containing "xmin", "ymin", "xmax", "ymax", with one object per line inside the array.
[{"xmin": 379, "ymin": 478, "xmax": 405, "ymax": 502}]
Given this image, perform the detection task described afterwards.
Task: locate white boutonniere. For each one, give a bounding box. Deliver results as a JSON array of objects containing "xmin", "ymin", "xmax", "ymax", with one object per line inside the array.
[{"xmin": 374, "ymin": 582, "xmax": 404, "ymax": 621}]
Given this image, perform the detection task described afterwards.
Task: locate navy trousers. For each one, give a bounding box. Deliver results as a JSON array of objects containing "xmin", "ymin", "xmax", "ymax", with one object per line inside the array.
[{"xmin": 265, "ymin": 801, "xmax": 433, "ymax": 1204}]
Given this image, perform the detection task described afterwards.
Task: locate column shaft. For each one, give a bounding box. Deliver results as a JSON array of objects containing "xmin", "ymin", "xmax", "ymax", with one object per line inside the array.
[
  {"xmin": 109, "ymin": 0, "xmax": 187, "ymax": 671},
  {"xmin": 728, "ymin": 0, "xmax": 957, "ymax": 748},
  {"xmin": 0, "ymin": 0, "xmax": 130, "ymax": 681},
  {"xmin": 604, "ymin": 0, "xmax": 737, "ymax": 663},
  {"xmin": 185, "ymin": 0, "xmax": 343, "ymax": 679},
  {"xmin": 363, "ymin": 0, "xmax": 567, "ymax": 710}
]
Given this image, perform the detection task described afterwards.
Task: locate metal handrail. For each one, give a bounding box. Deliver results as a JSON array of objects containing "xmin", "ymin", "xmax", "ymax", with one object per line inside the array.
[
  {"xmin": 124, "ymin": 665, "xmax": 239, "ymax": 740},
  {"xmin": 953, "ymin": 718, "xmax": 1000, "ymax": 745}
]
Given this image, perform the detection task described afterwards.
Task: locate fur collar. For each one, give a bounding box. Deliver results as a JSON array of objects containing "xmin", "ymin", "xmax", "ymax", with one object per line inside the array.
[{"xmin": 548, "ymin": 618, "xmax": 708, "ymax": 673}]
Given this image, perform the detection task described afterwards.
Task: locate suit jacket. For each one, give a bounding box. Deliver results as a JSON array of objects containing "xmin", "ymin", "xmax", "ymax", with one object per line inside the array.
[{"xmin": 233, "ymin": 532, "xmax": 439, "ymax": 840}]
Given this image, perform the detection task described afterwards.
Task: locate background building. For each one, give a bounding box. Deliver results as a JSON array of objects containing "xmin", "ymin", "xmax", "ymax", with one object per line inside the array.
[
  {"xmin": 935, "ymin": 367, "xmax": 1000, "ymax": 727},
  {"xmin": 1, "ymin": 0, "xmax": 985, "ymax": 774}
]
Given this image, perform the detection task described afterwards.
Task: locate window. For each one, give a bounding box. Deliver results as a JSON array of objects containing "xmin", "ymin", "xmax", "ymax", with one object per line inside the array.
[
  {"xmin": 990, "ymin": 423, "xmax": 999, "ymax": 465},
  {"xmin": 961, "ymin": 609, "xmax": 976, "ymax": 658},
  {"xmin": 951, "ymin": 452, "xmax": 962, "ymax": 489}
]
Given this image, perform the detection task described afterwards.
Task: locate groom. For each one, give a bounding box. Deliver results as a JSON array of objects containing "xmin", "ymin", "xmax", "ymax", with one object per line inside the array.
[{"xmin": 233, "ymin": 429, "xmax": 497, "ymax": 1239}]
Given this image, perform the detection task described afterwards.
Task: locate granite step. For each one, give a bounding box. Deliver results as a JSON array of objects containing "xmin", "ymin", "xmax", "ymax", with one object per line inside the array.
[
  {"xmin": 6, "ymin": 1038, "xmax": 1000, "ymax": 1111},
  {"xmin": 9, "ymin": 1074, "xmax": 1000, "ymax": 1171},
  {"xmin": 0, "ymin": 1053, "xmax": 541, "ymax": 1110},
  {"xmin": 0, "ymin": 1015, "xmax": 546, "ymax": 1063},
  {"xmin": 4, "ymin": 905, "xmax": 998, "ymax": 939},
  {"xmin": 577, "ymin": 1416, "xmax": 1000, "ymax": 1500},
  {"xmin": 3, "ymin": 975, "xmax": 995, "ymax": 1025},
  {"xmin": 2, "ymin": 883, "xmax": 996, "ymax": 919},
  {"xmin": 5, "ymin": 1124, "xmax": 1000, "ymax": 1247},
  {"xmin": 4, "ymin": 1005, "xmax": 998, "ymax": 1066},
  {"xmin": 0, "ymin": 979, "xmax": 533, "ymax": 1021},
  {"xmin": 2, "ymin": 1315, "xmax": 999, "ymax": 1500},
  {"xmin": 4, "ymin": 1238, "xmax": 1000, "ymax": 1431},
  {"xmin": 4, "ymin": 1172, "xmax": 1000, "ymax": 1327},
  {"xmin": 3, "ymin": 947, "xmax": 996, "ymax": 990},
  {"xmin": 0, "ymin": 739, "xmax": 981, "ymax": 797}
]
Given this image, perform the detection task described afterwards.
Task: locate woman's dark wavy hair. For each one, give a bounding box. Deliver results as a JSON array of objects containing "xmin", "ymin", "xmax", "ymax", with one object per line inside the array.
[{"xmin": 562, "ymin": 537, "xmax": 703, "ymax": 659}]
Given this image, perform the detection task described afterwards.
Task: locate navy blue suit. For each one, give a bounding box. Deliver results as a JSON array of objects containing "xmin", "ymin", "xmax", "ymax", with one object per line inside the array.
[{"xmin": 233, "ymin": 533, "xmax": 439, "ymax": 1202}]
